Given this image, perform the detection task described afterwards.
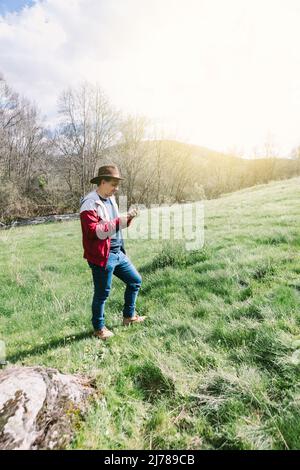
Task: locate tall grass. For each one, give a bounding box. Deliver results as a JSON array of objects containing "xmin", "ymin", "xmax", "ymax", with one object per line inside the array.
[{"xmin": 0, "ymin": 177, "xmax": 300, "ymax": 449}]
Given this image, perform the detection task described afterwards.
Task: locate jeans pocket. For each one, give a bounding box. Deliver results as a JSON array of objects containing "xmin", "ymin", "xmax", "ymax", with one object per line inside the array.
[{"xmin": 105, "ymin": 252, "xmax": 117, "ymax": 271}]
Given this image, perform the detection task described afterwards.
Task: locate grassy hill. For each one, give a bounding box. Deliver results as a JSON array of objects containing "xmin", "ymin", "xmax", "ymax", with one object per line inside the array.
[
  {"xmin": 105, "ymin": 139, "xmax": 300, "ymax": 201},
  {"xmin": 1, "ymin": 177, "xmax": 300, "ymax": 449}
]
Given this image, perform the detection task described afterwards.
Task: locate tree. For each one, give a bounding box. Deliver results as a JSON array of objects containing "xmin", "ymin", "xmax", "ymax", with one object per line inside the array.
[
  {"xmin": 56, "ymin": 82, "xmax": 119, "ymax": 195},
  {"xmin": 0, "ymin": 74, "xmax": 47, "ymax": 188},
  {"xmin": 291, "ymin": 146, "xmax": 300, "ymax": 171},
  {"xmin": 114, "ymin": 115, "xmax": 150, "ymax": 207}
]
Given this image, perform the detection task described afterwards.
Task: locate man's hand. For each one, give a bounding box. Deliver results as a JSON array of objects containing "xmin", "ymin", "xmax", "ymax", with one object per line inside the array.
[
  {"xmin": 127, "ymin": 207, "xmax": 139, "ymax": 219},
  {"xmin": 119, "ymin": 207, "xmax": 139, "ymax": 228}
]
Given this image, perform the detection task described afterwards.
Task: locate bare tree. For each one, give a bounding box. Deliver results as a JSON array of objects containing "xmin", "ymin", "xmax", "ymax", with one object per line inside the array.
[
  {"xmin": 291, "ymin": 146, "xmax": 300, "ymax": 174},
  {"xmin": 0, "ymin": 74, "xmax": 47, "ymax": 187},
  {"xmin": 114, "ymin": 115, "xmax": 150, "ymax": 206},
  {"xmin": 262, "ymin": 132, "xmax": 279, "ymax": 180},
  {"xmin": 56, "ymin": 82, "xmax": 119, "ymax": 195}
]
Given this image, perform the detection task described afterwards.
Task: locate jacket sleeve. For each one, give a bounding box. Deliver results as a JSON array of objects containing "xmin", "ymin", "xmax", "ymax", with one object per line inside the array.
[
  {"xmin": 80, "ymin": 210, "xmax": 121, "ymax": 240},
  {"xmin": 80, "ymin": 210, "xmax": 131, "ymax": 240}
]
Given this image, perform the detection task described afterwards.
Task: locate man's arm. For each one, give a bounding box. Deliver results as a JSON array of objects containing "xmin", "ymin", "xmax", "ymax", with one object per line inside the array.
[{"xmin": 80, "ymin": 210, "xmax": 133, "ymax": 240}]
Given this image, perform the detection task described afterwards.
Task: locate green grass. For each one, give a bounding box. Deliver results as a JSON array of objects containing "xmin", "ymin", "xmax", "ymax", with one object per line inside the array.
[{"xmin": 1, "ymin": 176, "xmax": 300, "ymax": 450}]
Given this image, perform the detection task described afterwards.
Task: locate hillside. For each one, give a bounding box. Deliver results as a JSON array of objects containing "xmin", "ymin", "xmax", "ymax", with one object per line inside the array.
[
  {"xmin": 107, "ymin": 138, "xmax": 299, "ymax": 169},
  {"xmin": 0, "ymin": 177, "xmax": 300, "ymax": 449}
]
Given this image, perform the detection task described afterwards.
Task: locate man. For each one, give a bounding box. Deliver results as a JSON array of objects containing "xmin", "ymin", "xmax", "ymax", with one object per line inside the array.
[{"xmin": 80, "ymin": 164, "xmax": 146, "ymax": 340}]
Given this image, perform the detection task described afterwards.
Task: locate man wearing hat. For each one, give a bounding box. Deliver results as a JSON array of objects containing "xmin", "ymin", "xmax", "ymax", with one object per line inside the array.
[{"xmin": 80, "ymin": 164, "xmax": 146, "ymax": 340}]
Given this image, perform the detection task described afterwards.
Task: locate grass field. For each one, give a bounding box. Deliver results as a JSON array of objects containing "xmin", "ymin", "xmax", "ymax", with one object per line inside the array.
[{"xmin": 1, "ymin": 177, "xmax": 300, "ymax": 450}]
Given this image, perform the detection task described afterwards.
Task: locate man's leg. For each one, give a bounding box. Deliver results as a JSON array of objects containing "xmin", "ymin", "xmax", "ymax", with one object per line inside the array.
[
  {"xmin": 113, "ymin": 252, "xmax": 142, "ymax": 319},
  {"xmin": 88, "ymin": 256, "xmax": 116, "ymax": 330}
]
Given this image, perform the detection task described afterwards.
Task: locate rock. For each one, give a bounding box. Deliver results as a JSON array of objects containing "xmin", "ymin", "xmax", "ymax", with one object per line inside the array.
[{"xmin": 0, "ymin": 366, "xmax": 94, "ymax": 450}]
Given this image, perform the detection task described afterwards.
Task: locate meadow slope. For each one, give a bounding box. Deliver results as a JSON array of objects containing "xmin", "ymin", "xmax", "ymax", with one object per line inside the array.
[{"xmin": 0, "ymin": 177, "xmax": 300, "ymax": 450}]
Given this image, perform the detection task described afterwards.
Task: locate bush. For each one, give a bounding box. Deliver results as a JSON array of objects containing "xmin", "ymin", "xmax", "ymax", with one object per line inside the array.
[
  {"xmin": 0, "ymin": 180, "xmax": 38, "ymax": 224},
  {"xmin": 150, "ymin": 242, "xmax": 210, "ymax": 271}
]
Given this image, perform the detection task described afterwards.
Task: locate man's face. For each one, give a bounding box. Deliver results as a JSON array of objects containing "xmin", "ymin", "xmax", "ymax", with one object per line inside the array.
[{"xmin": 100, "ymin": 178, "xmax": 119, "ymax": 197}]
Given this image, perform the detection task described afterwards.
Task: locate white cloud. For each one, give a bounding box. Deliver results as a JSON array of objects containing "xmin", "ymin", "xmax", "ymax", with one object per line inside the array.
[{"xmin": 0, "ymin": 0, "xmax": 300, "ymax": 155}]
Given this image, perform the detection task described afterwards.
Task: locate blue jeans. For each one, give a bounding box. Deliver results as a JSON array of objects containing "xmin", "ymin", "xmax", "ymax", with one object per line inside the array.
[{"xmin": 88, "ymin": 251, "xmax": 142, "ymax": 330}]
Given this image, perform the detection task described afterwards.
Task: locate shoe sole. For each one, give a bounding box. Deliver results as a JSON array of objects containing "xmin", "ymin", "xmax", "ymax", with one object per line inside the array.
[
  {"xmin": 93, "ymin": 332, "xmax": 114, "ymax": 340},
  {"xmin": 123, "ymin": 317, "xmax": 147, "ymax": 326}
]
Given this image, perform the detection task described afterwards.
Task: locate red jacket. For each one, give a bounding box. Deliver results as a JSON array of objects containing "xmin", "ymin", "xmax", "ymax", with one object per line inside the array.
[{"xmin": 80, "ymin": 191, "xmax": 130, "ymax": 267}]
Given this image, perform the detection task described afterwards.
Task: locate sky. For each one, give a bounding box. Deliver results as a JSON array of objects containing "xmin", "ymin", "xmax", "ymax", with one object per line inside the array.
[
  {"xmin": 0, "ymin": 0, "xmax": 299, "ymax": 157},
  {"xmin": 0, "ymin": 0, "xmax": 34, "ymax": 15}
]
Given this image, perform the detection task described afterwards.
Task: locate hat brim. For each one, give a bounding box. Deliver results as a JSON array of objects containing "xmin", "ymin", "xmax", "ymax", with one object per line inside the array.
[{"xmin": 90, "ymin": 175, "xmax": 125, "ymax": 184}]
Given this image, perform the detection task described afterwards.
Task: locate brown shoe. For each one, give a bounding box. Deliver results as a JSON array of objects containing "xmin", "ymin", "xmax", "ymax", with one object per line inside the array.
[
  {"xmin": 123, "ymin": 314, "xmax": 147, "ymax": 326},
  {"xmin": 93, "ymin": 327, "xmax": 114, "ymax": 340}
]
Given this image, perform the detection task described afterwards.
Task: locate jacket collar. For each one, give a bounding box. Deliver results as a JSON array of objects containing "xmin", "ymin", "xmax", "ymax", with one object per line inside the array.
[
  {"xmin": 93, "ymin": 190, "xmax": 116, "ymax": 205},
  {"xmin": 94, "ymin": 190, "xmax": 119, "ymax": 220},
  {"xmin": 81, "ymin": 190, "xmax": 118, "ymax": 220}
]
